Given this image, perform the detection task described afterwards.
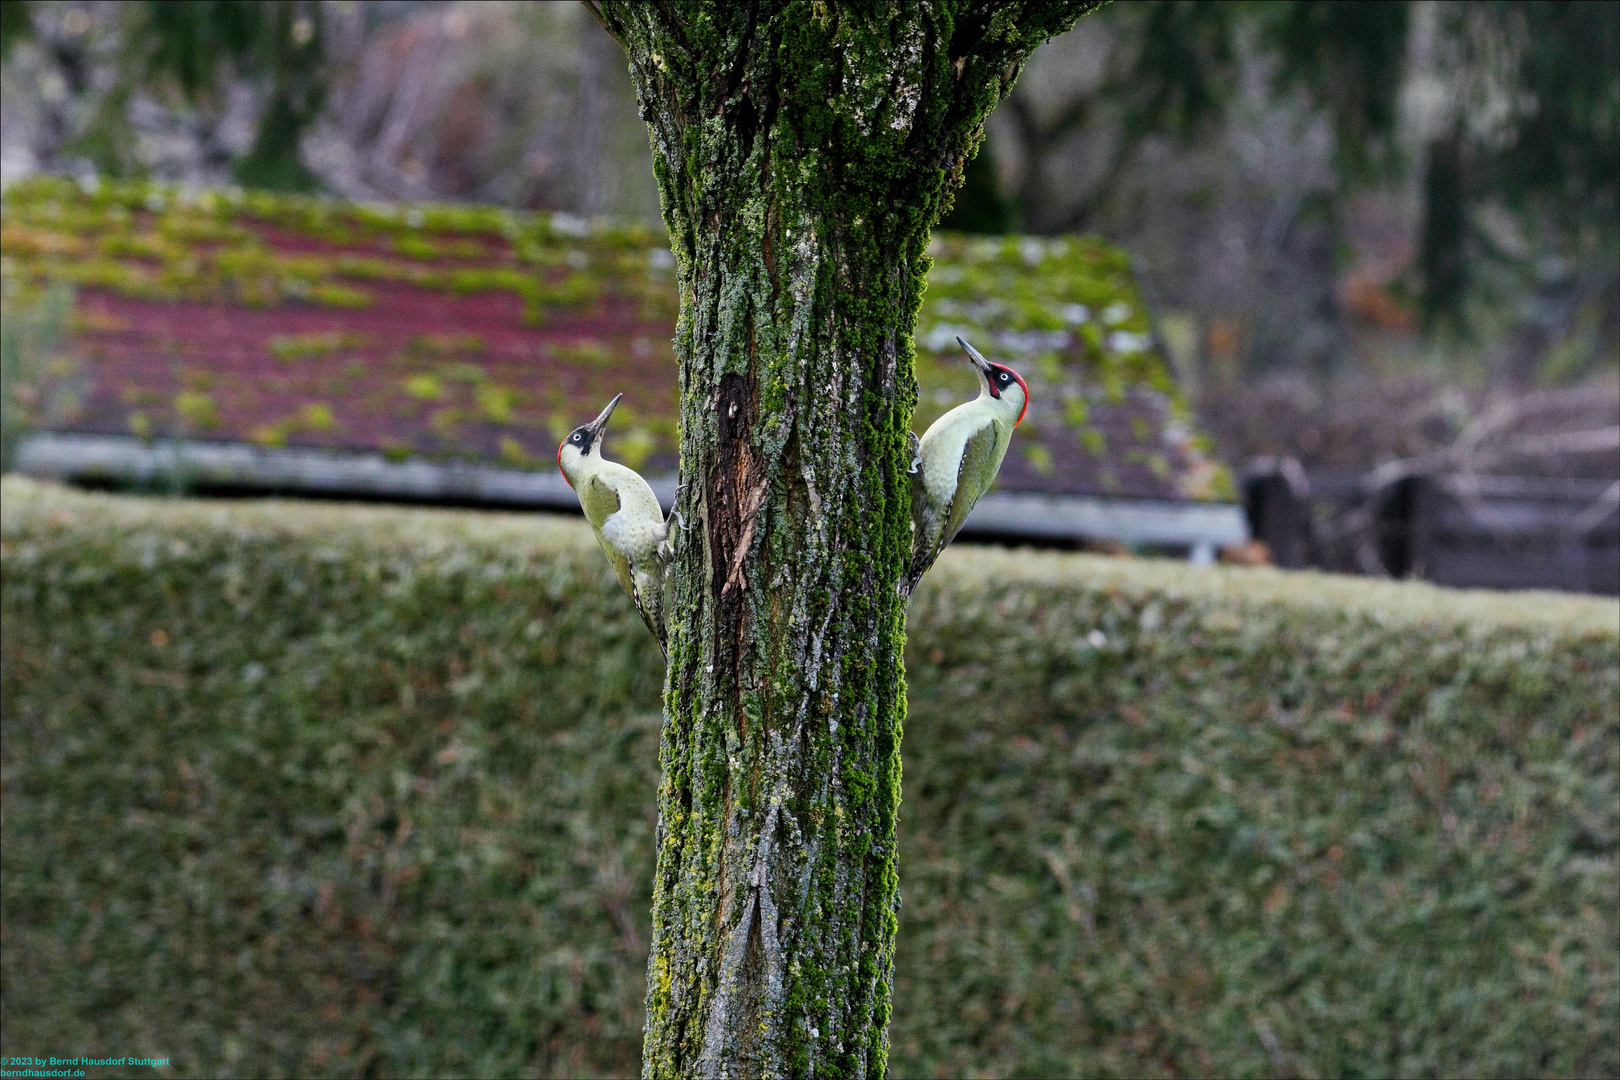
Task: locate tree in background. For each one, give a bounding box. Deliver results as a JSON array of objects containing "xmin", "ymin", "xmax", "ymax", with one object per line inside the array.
[
  {"xmin": 2, "ymin": 0, "xmax": 324, "ymax": 190},
  {"xmin": 952, "ymin": 0, "xmax": 1616, "ymax": 385},
  {"xmin": 584, "ymin": 2, "xmax": 1099, "ymax": 1074},
  {"xmin": 141, "ymin": 0, "xmax": 325, "ymax": 190},
  {"xmin": 0, "ymin": 2, "xmax": 33, "ymax": 58},
  {"xmin": 948, "ymin": 1, "xmax": 1409, "ymax": 379},
  {"xmin": 1415, "ymin": 1, "xmax": 1618, "ymax": 383},
  {"xmin": 1, "ymin": 2, "xmax": 667, "ymax": 218},
  {"xmin": 945, "ymin": 1, "xmax": 1409, "ymax": 235},
  {"xmin": 302, "ymin": 3, "xmax": 663, "ymax": 217}
]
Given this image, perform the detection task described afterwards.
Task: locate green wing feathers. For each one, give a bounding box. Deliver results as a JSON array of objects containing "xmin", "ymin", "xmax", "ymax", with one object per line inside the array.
[
  {"xmin": 906, "ymin": 422, "xmax": 1002, "ymax": 592},
  {"xmin": 628, "ymin": 565, "xmax": 668, "ymax": 658},
  {"xmin": 943, "ymin": 423, "xmax": 1002, "ymax": 550},
  {"xmin": 579, "ymin": 474, "xmax": 621, "ymax": 530}
]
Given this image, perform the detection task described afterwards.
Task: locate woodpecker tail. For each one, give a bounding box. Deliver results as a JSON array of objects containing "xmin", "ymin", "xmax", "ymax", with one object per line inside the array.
[
  {"xmin": 902, "ymin": 462, "xmax": 947, "ymax": 596},
  {"xmin": 903, "ymin": 536, "xmax": 948, "ymax": 596},
  {"xmin": 629, "ymin": 573, "xmax": 668, "ymax": 660}
]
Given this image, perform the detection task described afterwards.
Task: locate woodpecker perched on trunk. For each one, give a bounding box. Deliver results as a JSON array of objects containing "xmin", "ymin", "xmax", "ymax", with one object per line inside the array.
[
  {"xmin": 558, "ymin": 393, "xmax": 671, "ymax": 655},
  {"xmin": 905, "ymin": 336, "xmax": 1028, "ymax": 591}
]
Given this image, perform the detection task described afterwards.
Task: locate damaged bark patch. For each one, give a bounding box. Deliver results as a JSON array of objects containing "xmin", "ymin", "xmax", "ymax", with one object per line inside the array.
[{"xmin": 711, "ymin": 371, "xmax": 767, "ymax": 599}]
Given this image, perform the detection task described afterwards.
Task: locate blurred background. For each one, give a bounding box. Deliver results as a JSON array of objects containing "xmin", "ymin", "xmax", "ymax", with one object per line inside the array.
[
  {"xmin": 1, "ymin": 8, "xmax": 1616, "ymax": 1077},
  {"xmin": 2, "ymin": 0, "xmax": 1616, "ymax": 590}
]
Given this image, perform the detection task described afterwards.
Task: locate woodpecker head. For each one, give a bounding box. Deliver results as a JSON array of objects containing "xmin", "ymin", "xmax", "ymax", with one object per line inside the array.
[
  {"xmin": 957, "ymin": 336, "xmax": 1028, "ymax": 426},
  {"xmin": 557, "ymin": 393, "xmax": 621, "ymax": 484}
]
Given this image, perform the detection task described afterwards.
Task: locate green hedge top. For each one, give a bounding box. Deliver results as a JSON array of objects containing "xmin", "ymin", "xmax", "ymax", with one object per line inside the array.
[
  {"xmin": 5, "ymin": 476, "xmax": 1612, "ymax": 636},
  {"xmin": 1, "ymin": 475, "xmax": 595, "ymax": 558},
  {"xmin": 928, "ymin": 536, "xmax": 1620, "ymax": 638}
]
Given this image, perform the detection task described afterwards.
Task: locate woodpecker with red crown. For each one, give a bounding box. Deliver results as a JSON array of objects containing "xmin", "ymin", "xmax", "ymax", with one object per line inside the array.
[
  {"xmin": 905, "ymin": 335, "xmax": 1028, "ymax": 591},
  {"xmin": 557, "ymin": 393, "xmax": 671, "ymax": 654}
]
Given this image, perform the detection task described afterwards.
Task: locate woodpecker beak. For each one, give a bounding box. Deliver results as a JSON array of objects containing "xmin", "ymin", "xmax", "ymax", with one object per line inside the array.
[
  {"xmin": 587, "ymin": 393, "xmax": 622, "ymax": 438},
  {"xmin": 957, "ymin": 335, "xmax": 993, "ymax": 377}
]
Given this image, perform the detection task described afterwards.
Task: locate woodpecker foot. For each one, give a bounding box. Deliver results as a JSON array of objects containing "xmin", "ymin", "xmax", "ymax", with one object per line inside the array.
[
  {"xmin": 906, "ymin": 430, "xmax": 922, "ymax": 475},
  {"xmin": 665, "ymin": 479, "xmax": 693, "ymax": 532}
]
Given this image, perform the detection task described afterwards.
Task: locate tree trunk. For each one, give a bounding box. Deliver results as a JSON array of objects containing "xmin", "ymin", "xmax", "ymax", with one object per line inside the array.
[{"xmin": 586, "ymin": 4, "xmax": 1101, "ymax": 1076}]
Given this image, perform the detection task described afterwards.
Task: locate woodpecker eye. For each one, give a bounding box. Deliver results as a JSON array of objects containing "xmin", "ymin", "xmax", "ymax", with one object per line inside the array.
[
  {"xmin": 999, "ymin": 372, "xmax": 1009, "ymax": 383},
  {"xmin": 572, "ymin": 433, "xmax": 582, "ymax": 442}
]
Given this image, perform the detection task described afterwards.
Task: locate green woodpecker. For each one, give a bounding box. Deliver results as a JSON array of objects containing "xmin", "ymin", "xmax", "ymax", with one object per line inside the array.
[
  {"xmin": 905, "ymin": 336, "xmax": 1028, "ymax": 591},
  {"xmin": 558, "ymin": 393, "xmax": 671, "ymax": 654}
]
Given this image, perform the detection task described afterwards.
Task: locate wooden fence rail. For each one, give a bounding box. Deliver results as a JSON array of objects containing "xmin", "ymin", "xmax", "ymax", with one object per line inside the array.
[{"xmin": 1243, "ymin": 459, "xmax": 1620, "ymax": 595}]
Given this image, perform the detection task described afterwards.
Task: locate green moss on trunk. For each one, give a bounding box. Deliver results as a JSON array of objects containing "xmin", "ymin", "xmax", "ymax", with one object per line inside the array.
[{"xmin": 590, "ymin": 3, "xmax": 1103, "ymax": 1075}]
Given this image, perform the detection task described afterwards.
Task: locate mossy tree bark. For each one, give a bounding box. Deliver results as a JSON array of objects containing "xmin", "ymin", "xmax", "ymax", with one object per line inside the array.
[{"xmin": 586, "ymin": 3, "xmax": 1101, "ymax": 1076}]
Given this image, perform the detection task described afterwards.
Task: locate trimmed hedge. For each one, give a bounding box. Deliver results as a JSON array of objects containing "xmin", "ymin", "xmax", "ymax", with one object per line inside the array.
[{"xmin": 2, "ymin": 477, "xmax": 1616, "ymax": 1079}]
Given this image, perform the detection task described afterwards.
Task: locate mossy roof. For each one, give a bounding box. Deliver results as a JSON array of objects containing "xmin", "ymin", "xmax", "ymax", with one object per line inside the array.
[{"xmin": 1, "ymin": 176, "xmax": 1232, "ymax": 502}]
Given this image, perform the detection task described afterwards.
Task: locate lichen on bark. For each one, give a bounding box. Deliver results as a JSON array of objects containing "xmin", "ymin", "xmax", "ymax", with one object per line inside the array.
[{"xmin": 585, "ymin": 3, "xmax": 1103, "ymax": 1076}]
